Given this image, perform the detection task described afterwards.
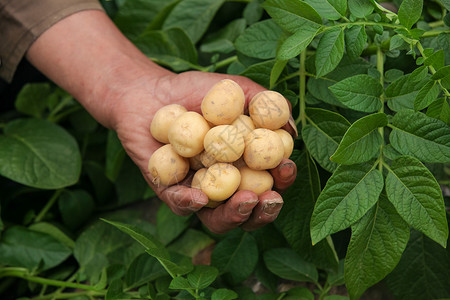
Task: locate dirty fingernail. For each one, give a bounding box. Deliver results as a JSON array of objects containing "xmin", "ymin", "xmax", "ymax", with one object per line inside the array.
[
  {"xmin": 263, "ymin": 200, "xmax": 283, "ymax": 215},
  {"xmin": 279, "ymin": 162, "xmax": 295, "ymax": 179},
  {"xmin": 239, "ymin": 201, "xmax": 258, "ymax": 215}
]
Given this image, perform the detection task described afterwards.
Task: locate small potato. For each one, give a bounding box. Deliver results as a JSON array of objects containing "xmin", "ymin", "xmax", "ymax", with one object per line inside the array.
[
  {"xmin": 150, "ymin": 104, "xmax": 187, "ymax": 144},
  {"xmin": 203, "ymin": 125, "xmax": 245, "ymax": 163},
  {"xmin": 168, "ymin": 111, "xmax": 210, "ymax": 157},
  {"xmin": 231, "ymin": 115, "xmax": 256, "ymax": 139},
  {"xmin": 249, "ymin": 91, "xmax": 290, "ymax": 130},
  {"xmin": 148, "ymin": 144, "xmax": 189, "ymax": 186},
  {"xmin": 238, "ymin": 166, "xmax": 273, "ymax": 195},
  {"xmin": 201, "ymin": 163, "xmax": 241, "ymax": 202},
  {"xmin": 201, "ymin": 79, "xmax": 245, "ymax": 125},
  {"xmin": 192, "ymin": 168, "xmax": 223, "ymax": 208},
  {"xmin": 274, "ymin": 129, "xmax": 294, "ymax": 159},
  {"xmin": 244, "ymin": 128, "xmax": 284, "ymax": 170}
]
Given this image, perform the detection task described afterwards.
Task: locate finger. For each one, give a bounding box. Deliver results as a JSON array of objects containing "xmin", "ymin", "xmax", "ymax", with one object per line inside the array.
[
  {"xmin": 240, "ymin": 190, "xmax": 283, "ymax": 231},
  {"xmin": 270, "ymin": 158, "xmax": 297, "ymax": 193},
  {"xmin": 159, "ymin": 185, "xmax": 209, "ymax": 216},
  {"xmin": 196, "ymin": 190, "xmax": 258, "ymax": 234}
]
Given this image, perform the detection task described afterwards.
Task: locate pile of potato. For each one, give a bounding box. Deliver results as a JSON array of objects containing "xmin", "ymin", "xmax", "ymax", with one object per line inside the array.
[{"xmin": 148, "ymin": 79, "xmax": 294, "ymax": 207}]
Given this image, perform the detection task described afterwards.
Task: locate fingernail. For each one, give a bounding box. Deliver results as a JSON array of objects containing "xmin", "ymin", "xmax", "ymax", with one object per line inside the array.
[
  {"xmin": 263, "ymin": 200, "xmax": 283, "ymax": 216},
  {"xmin": 279, "ymin": 162, "xmax": 295, "ymax": 179},
  {"xmin": 239, "ymin": 201, "xmax": 258, "ymax": 215},
  {"xmin": 288, "ymin": 116, "xmax": 298, "ymax": 137}
]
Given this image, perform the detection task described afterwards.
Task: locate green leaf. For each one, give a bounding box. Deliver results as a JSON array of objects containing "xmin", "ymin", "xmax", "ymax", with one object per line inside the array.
[
  {"xmin": 15, "ymin": 83, "xmax": 51, "ymax": 118},
  {"xmin": 105, "ymin": 130, "xmax": 125, "ymax": 182},
  {"xmin": 169, "ymin": 276, "xmax": 192, "ymax": 290},
  {"xmin": 345, "ymin": 25, "xmax": 367, "ymax": 59},
  {"xmin": 0, "ymin": 226, "xmax": 71, "ymax": 271},
  {"xmin": 270, "ymin": 59, "xmax": 288, "ymax": 89},
  {"xmin": 385, "ymin": 156, "xmax": 448, "ymax": 247},
  {"xmin": 58, "ymin": 189, "xmax": 95, "ymax": 230},
  {"xmin": 331, "ymin": 113, "xmax": 387, "ymax": 164},
  {"xmin": 240, "ymin": 60, "xmax": 276, "ymax": 89},
  {"xmin": 263, "ymin": 248, "xmax": 318, "ymax": 283},
  {"xmin": 29, "ymin": 222, "xmax": 75, "ymax": 249},
  {"xmin": 424, "ymin": 49, "xmax": 445, "ymax": 70},
  {"xmin": 235, "ymin": 20, "xmax": 283, "ymax": 59},
  {"xmin": 167, "ymin": 229, "xmax": 214, "ymax": 258},
  {"xmin": 310, "ymin": 162, "xmax": 384, "ymax": 245},
  {"xmin": 201, "ymin": 19, "xmax": 246, "ymax": 54},
  {"xmin": 329, "ymin": 74, "xmax": 383, "ymax": 112},
  {"xmin": 187, "ymin": 265, "xmax": 218, "ymax": 289},
  {"xmin": 163, "ymin": 0, "xmax": 224, "ymax": 43},
  {"xmin": 211, "ymin": 289, "xmax": 238, "ymax": 300},
  {"xmin": 427, "ymin": 97, "xmax": 450, "ymax": 125},
  {"xmin": 0, "ymin": 118, "xmax": 81, "ymax": 189},
  {"xmin": 211, "ymin": 231, "xmax": 258, "ymax": 285},
  {"xmin": 134, "ymin": 27, "xmax": 198, "ymax": 72},
  {"xmin": 439, "ymin": 0, "xmax": 450, "ymax": 11},
  {"xmin": 348, "ymin": 0, "xmax": 374, "ymax": 18},
  {"xmin": 315, "ymin": 27, "xmax": 345, "ymax": 77},
  {"xmin": 344, "ymin": 195, "xmax": 410, "ymax": 299},
  {"xmin": 304, "ymin": 0, "xmax": 347, "ymax": 20},
  {"xmin": 385, "ymin": 72, "xmax": 429, "ymax": 111},
  {"xmin": 414, "ymin": 80, "xmax": 440, "ymax": 111},
  {"xmin": 389, "ymin": 110, "xmax": 450, "ymax": 163},
  {"xmin": 277, "ymin": 26, "xmax": 320, "ymax": 60},
  {"xmin": 386, "ymin": 230, "xmax": 450, "ymax": 300},
  {"xmin": 398, "ymin": 0, "xmax": 423, "ymax": 29},
  {"xmin": 125, "ymin": 253, "xmax": 166, "ymax": 288},
  {"xmin": 284, "ymin": 287, "xmax": 314, "ymax": 300},
  {"xmin": 106, "ymin": 279, "xmax": 127, "ymax": 300},
  {"xmin": 276, "ymin": 151, "xmax": 339, "ymax": 270},
  {"xmin": 156, "ymin": 203, "xmax": 191, "ymax": 245},
  {"xmin": 302, "ymin": 108, "xmax": 350, "ymax": 172},
  {"xmin": 262, "ymin": 0, "xmax": 322, "ymax": 33}
]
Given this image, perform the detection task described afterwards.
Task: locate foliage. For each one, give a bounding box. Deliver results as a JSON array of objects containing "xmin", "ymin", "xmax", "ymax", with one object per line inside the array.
[{"xmin": 1, "ymin": 0, "xmax": 450, "ymax": 299}]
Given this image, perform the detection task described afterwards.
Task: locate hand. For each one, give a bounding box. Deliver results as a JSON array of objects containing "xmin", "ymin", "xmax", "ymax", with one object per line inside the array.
[{"xmin": 111, "ymin": 70, "xmax": 297, "ymax": 234}]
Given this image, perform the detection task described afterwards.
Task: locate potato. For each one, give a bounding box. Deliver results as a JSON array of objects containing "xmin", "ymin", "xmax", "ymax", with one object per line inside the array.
[
  {"xmin": 231, "ymin": 115, "xmax": 255, "ymax": 139},
  {"xmin": 203, "ymin": 125, "xmax": 245, "ymax": 163},
  {"xmin": 249, "ymin": 91, "xmax": 290, "ymax": 130},
  {"xmin": 201, "ymin": 79, "xmax": 245, "ymax": 125},
  {"xmin": 150, "ymin": 104, "xmax": 187, "ymax": 144},
  {"xmin": 168, "ymin": 111, "xmax": 210, "ymax": 157},
  {"xmin": 148, "ymin": 144, "xmax": 189, "ymax": 186},
  {"xmin": 274, "ymin": 129, "xmax": 294, "ymax": 159},
  {"xmin": 192, "ymin": 168, "xmax": 222, "ymax": 208},
  {"xmin": 238, "ymin": 166, "xmax": 273, "ymax": 195},
  {"xmin": 244, "ymin": 128, "xmax": 284, "ymax": 170},
  {"xmin": 199, "ymin": 150, "xmax": 217, "ymax": 168},
  {"xmin": 200, "ymin": 163, "xmax": 241, "ymax": 202}
]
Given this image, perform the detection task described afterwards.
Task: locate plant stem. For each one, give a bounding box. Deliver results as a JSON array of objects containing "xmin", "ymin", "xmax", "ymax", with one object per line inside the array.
[
  {"xmin": 377, "ymin": 47, "xmax": 385, "ymax": 173},
  {"xmin": 214, "ymin": 55, "xmax": 237, "ymax": 70},
  {"xmin": 34, "ymin": 189, "xmax": 63, "ymax": 223},
  {"xmin": 296, "ymin": 51, "xmax": 307, "ymax": 127}
]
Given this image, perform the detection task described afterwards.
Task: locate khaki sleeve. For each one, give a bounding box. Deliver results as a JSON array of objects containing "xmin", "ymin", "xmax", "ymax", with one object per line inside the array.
[{"xmin": 0, "ymin": 0, "xmax": 104, "ymax": 83}]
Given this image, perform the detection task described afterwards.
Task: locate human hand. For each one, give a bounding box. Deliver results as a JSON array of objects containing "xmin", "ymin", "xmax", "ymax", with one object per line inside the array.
[{"xmin": 111, "ymin": 70, "xmax": 297, "ymax": 234}]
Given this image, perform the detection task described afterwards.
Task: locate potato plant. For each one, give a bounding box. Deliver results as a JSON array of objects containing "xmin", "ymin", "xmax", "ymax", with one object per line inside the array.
[{"xmin": 1, "ymin": 0, "xmax": 450, "ymax": 300}]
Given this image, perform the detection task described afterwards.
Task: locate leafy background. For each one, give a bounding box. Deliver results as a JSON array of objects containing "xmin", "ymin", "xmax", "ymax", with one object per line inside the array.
[{"xmin": 0, "ymin": 0, "xmax": 450, "ymax": 299}]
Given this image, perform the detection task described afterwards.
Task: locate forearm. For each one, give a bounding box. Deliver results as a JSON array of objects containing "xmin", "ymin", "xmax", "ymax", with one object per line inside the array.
[{"xmin": 26, "ymin": 10, "xmax": 172, "ymax": 128}]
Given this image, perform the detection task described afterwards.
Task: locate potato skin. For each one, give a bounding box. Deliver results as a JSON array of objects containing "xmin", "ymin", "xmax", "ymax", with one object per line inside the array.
[
  {"xmin": 203, "ymin": 125, "xmax": 244, "ymax": 163},
  {"xmin": 200, "ymin": 163, "xmax": 241, "ymax": 202},
  {"xmin": 249, "ymin": 91, "xmax": 290, "ymax": 130},
  {"xmin": 274, "ymin": 129, "xmax": 294, "ymax": 159},
  {"xmin": 238, "ymin": 166, "xmax": 273, "ymax": 195},
  {"xmin": 201, "ymin": 79, "xmax": 245, "ymax": 125},
  {"xmin": 244, "ymin": 128, "xmax": 284, "ymax": 170},
  {"xmin": 150, "ymin": 104, "xmax": 187, "ymax": 144},
  {"xmin": 231, "ymin": 115, "xmax": 255, "ymax": 139},
  {"xmin": 148, "ymin": 144, "xmax": 189, "ymax": 186},
  {"xmin": 168, "ymin": 111, "xmax": 210, "ymax": 157}
]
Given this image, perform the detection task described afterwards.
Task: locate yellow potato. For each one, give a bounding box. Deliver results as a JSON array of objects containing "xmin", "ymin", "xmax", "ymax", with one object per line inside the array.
[
  {"xmin": 199, "ymin": 150, "xmax": 217, "ymax": 168},
  {"xmin": 231, "ymin": 115, "xmax": 256, "ymax": 139},
  {"xmin": 168, "ymin": 111, "xmax": 210, "ymax": 157},
  {"xmin": 238, "ymin": 166, "xmax": 273, "ymax": 195},
  {"xmin": 192, "ymin": 168, "xmax": 223, "ymax": 208},
  {"xmin": 148, "ymin": 144, "xmax": 189, "ymax": 186},
  {"xmin": 249, "ymin": 91, "xmax": 290, "ymax": 130},
  {"xmin": 203, "ymin": 125, "xmax": 245, "ymax": 163},
  {"xmin": 150, "ymin": 104, "xmax": 187, "ymax": 144},
  {"xmin": 274, "ymin": 129, "xmax": 294, "ymax": 159},
  {"xmin": 201, "ymin": 79, "xmax": 245, "ymax": 125},
  {"xmin": 244, "ymin": 128, "xmax": 284, "ymax": 170},
  {"xmin": 200, "ymin": 163, "xmax": 241, "ymax": 202}
]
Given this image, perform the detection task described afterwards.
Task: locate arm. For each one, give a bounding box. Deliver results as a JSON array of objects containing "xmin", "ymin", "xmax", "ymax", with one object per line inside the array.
[{"xmin": 26, "ymin": 10, "xmax": 297, "ymax": 233}]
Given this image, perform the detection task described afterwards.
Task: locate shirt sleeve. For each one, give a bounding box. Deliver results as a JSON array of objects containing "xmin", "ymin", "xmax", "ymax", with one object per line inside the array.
[{"xmin": 0, "ymin": 0, "xmax": 104, "ymax": 83}]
